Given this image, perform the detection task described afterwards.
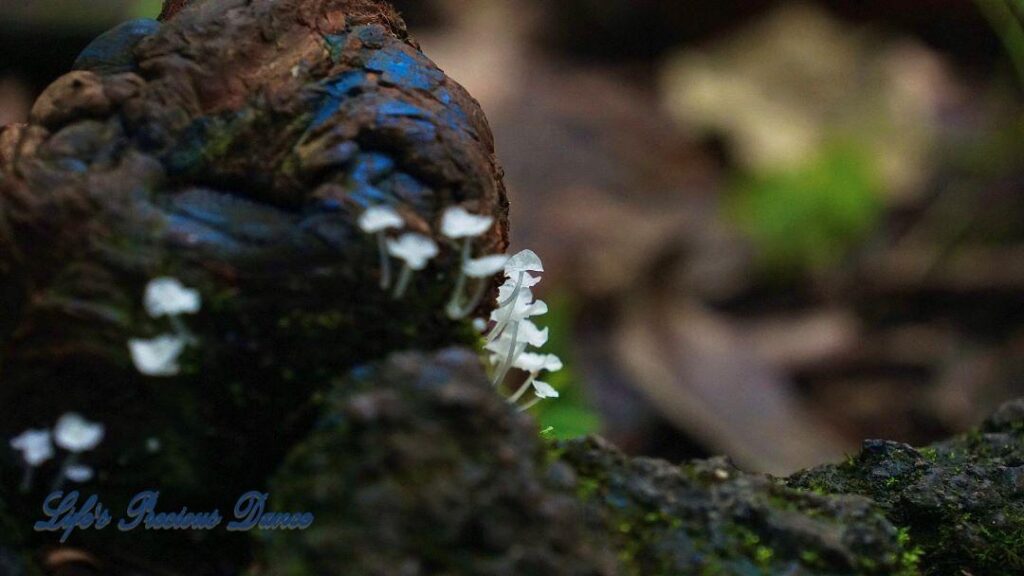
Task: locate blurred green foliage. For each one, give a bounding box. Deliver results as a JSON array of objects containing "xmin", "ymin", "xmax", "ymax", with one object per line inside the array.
[
  {"xmin": 133, "ymin": 0, "xmax": 163, "ymax": 18},
  {"xmin": 533, "ymin": 293, "xmax": 603, "ymax": 440},
  {"xmin": 727, "ymin": 142, "xmax": 883, "ymax": 276},
  {"xmin": 975, "ymin": 0, "xmax": 1024, "ymax": 88}
]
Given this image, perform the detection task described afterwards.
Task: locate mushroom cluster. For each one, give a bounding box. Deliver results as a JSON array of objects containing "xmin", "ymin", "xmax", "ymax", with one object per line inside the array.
[
  {"xmin": 356, "ymin": 206, "xmax": 560, "ymax": 410},
  {"xmin": 9, "ymin": 413, "xmax": 105, "ymax": 492},
  {"xmin": 128, "ymin": 277, "xmax": 202, "ymax": 377},
  {"xmin": 484, "ymin": 250, "xmax": 562, "ymax": 411},
  {"xmin": 358, "ymin": 205, "xmax": 502, "ymax": 305}
]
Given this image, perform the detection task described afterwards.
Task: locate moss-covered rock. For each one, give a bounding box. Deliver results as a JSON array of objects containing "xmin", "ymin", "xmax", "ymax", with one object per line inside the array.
[
  {"xmin": 788, "ymin": 399, "xmax": 1024, "ymax": 576},
  {"xmin": 260, "ymin": 349, "xmax": 929, "ymax": 576},
  {"xmin": 560, "ymin": 438, "xmax": 916, "ymax": 576},
  {"xmin": 260, "ymin": 348, "xmax": 619, "ymax": 576}
]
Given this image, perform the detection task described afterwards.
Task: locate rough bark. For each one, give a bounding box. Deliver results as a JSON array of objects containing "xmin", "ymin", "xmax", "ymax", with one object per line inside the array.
[
  {"xmin": 0, "ymin": 1, "xmax": 1020, "ymax": 575},
  {"xmin": 1, "ymin": 0, "xmax": 505, "ymax": 571}
]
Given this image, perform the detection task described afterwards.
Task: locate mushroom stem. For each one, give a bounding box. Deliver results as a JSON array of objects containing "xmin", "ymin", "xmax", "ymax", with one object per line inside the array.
[
  {"xmin": 507, "ymin": 371, "xmax": 538, "ymax": 404},
  {"xmin": 392, "ymin": 265, "xmax": 414, "ymax": 299},
  {"xmin": 450, "ymin": 279, "xmax": 489, "ymax": 319},
  {"xmin": 517, "ymin": 397, "xmax": 542, "ymax": 412},
  {"xmin": 51, "ymin": 453, "xmax": 79, "ymax": 493},
  {"xmin": 487, "ymin": 271, "xmax": 525, "ymax": 344},
  {"xmin": 491, "ymin": 320, "xmax": 521, "ymax": 387},
  {"xmin": 377, "ymin": 232, "xmax": 392, "ymax": 289},
  {"xmin": 445, "ymin": 239, "xmax": 474, "ymax": 319},
  {"xmin": 169, "ymin": 315, "xmax": 196, "ymax": 344},
  {"xmin": 20, "ymin": 466, "xmax": 33, "ymax": 494}
]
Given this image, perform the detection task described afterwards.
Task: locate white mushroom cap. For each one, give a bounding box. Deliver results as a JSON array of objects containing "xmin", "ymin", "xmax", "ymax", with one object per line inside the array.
[
  {"xmin": 442, "ymin": 207, "xmax": 493, "ymax": 239},
  {"xmin": 359, "ymin": 206, "xmax": 404, "ymax": 233},
  {"xmin": 65, "ymin": 464, "xmax": 95, "ymax": 483},
  {"xmin": 491, "ymin": 294, "xmax": 548, "ymax": 323},
  {"xmin": 54, "ymin": 413, "xmax": 105, "ymax": 454},
  {"xmin": 504, "ymin": 250, "xmax": 544, "ymax": 274},
  {"xmin": 386, "ymin": 233, "xmax": 439, "ymax": 271},
  {"xmin": 10, "ymin": 429, "xmax": 54, "ymax": 467},
  {"xmin": 497, "ymin": 275, "xmax": 541, "ymax": 301},
  {"xmin": 514, "ymin": 352, "xmax": 563, "ymax": 374},
  {"xmin": 463, "ymin": 255, "xmax": 509, "ymax": 278},
  {"xmin": 144, "ymin": 278, "xmax": 201, "ymax": 318},
  {"xmin": 485, "ymin": 319, "xmax": 549, "ymax": 356},
  {"xmin": 129, "ymin": 335, "xmax": 187, "ymax": 377},
  {"xmin": 532, "ymin": 380, "xmax": 560, "ymax": 399},
  {"xmin": 515, "ymin": 319, "xmax": 550, "ymax": 348}
]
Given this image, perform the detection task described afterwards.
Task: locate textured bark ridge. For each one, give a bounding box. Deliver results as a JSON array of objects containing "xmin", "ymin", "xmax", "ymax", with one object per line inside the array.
[{"xmin": 0, "ymin": 1, "xmax": 1021, "ymax": 575}]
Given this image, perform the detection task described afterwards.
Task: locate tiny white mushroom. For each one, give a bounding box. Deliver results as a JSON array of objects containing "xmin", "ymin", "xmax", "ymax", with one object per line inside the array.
[
  {"xmin": 485, "ymin": 319, "xmax": 548, "ymax": 366},
  {"xmin": 441, "ymin": 207, "xmax": 497, "ymax": 320},
  {"xmin": 508, "ymin": 353, "xmax": 563, "ymax": 404},
  {"xmin": 517, "ymin": 380, "xmax": 560, "ymax": 412},
  {"xmin": 144, "ymin": 277, "xmax": 201, "ymax": 318},
  {"xmin": 513, "ymin": 352, "xmax": 564, "ymax": 374},
  {"xmin": 464, "ymin": 255, "xmax": 510, "ymax": 278},
  {"xmin": 129, "ymin": 335, "xmax": 188, "ymax": 377},
  {"xmin": 54, "ymin": 413, "xmax": 105, "ymax": 453},
  {"xmin": 10, "ymin": 429, "xmax": 53, "ymax": 492},
  {"xmin": 10, "ymin": 429, "xmax": 54, "ymax": 467},
  {"xmin": 50, "ymin": 414, "xmax": 104, "ymax": 493},
  {"xmin": 386, "ymin": 233, "xmax": 439, "ymax": 299},
  {"xmin": 447, "ymin": 254, "xmax": 509, "ymax": 320},
  {"xmin": 441, "ymin": 207, "xmax": 493, "ymax": 239},
  {"xmin": 532, "ymin": 380, "xmax": 560, "ymax": 399},
  {"xmin": 359, "ymin": 206, "xmax": 405, "ymax": 289},
  {"xmin": 488, "ymin": 251, "xmax": 545, "ymax": 343},
  {"xmin": 64, "ymin": 464, "xmax": 95, "ymax": 483},
  {"xmin": 504, "ymin": 249, "xmax": 544, "ymax": 275}
]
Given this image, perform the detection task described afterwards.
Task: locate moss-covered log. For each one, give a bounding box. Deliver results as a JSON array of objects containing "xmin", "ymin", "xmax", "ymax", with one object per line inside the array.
[
  {"xmin": 789, "ymin": 400, "xmax": 1024, "ymax": 575},
  {"xmin": 1, "ymin": 0, "xmax": 505, "ymax": 570}
]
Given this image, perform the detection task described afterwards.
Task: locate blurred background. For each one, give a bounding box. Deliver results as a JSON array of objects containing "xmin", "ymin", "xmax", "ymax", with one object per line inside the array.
[{"xmin": 3, "ymin": 0, "xmax": 1024, "ymax": 474}]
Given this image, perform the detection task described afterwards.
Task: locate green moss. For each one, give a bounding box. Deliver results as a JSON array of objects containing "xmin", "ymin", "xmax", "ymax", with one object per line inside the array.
[{"xmin": 729, "ymin": 141, "xmax": 882, "ymax": 277}]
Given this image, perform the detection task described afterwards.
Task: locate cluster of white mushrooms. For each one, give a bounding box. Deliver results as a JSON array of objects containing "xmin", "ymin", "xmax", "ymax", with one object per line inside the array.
[
  {"xmin": 359, "ymin": 205, "xmax": 562, "ymax": 411},
  {"xmin": 483, "ymin": 250, "xmax": 562, "ymax": 411},
  {"xmin": 121, "ymin": 207, "xmax": 561, "ymax": 414},
  {"xmin": 9, "ymin": 413, "xmax": 105, "ymax": 492},
  {"xmin": 359, "ymin": 205, "xmax": 504, "ymax": 307},
  {"xmin": 128, "ymin": 277, "xmax": 201, "ymax": 377}
]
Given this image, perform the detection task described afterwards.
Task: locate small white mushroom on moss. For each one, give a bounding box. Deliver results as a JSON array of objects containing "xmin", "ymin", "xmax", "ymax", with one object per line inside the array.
[
  {"xmin": 129, "ymin": 335, "xmax": 188, "ymax": 377},
  {"xmin": 386, "ymin": 233, "xmax": 439, "ymax": 299},
  {"xmin": 144, "ymin": 277, "xmax": 201, "ymax": 318},
  {"xmin": 10, "ymin": 429, "xmax": 54, "ymax": 492},
  {"xmin": 441, "ymin": 207, "xmax": 497, "ymax": 319},
  {"xmin": 359, "ymin": 206, "xmax": 405, "ymax": 289},
  {"xmin": 51, "ymin": 413, "xmax": 105, "ymax": 492},
  {"xmin": 54, "ymin": 413, "xmax": 105, "ymax": 453},
  {"xmin": 442, "ymin": 206, "xmax": 494, "ymax": 239},
  {"xmin": 131, "ymin": 277, "xmax": 203, "ymax": 377}
]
